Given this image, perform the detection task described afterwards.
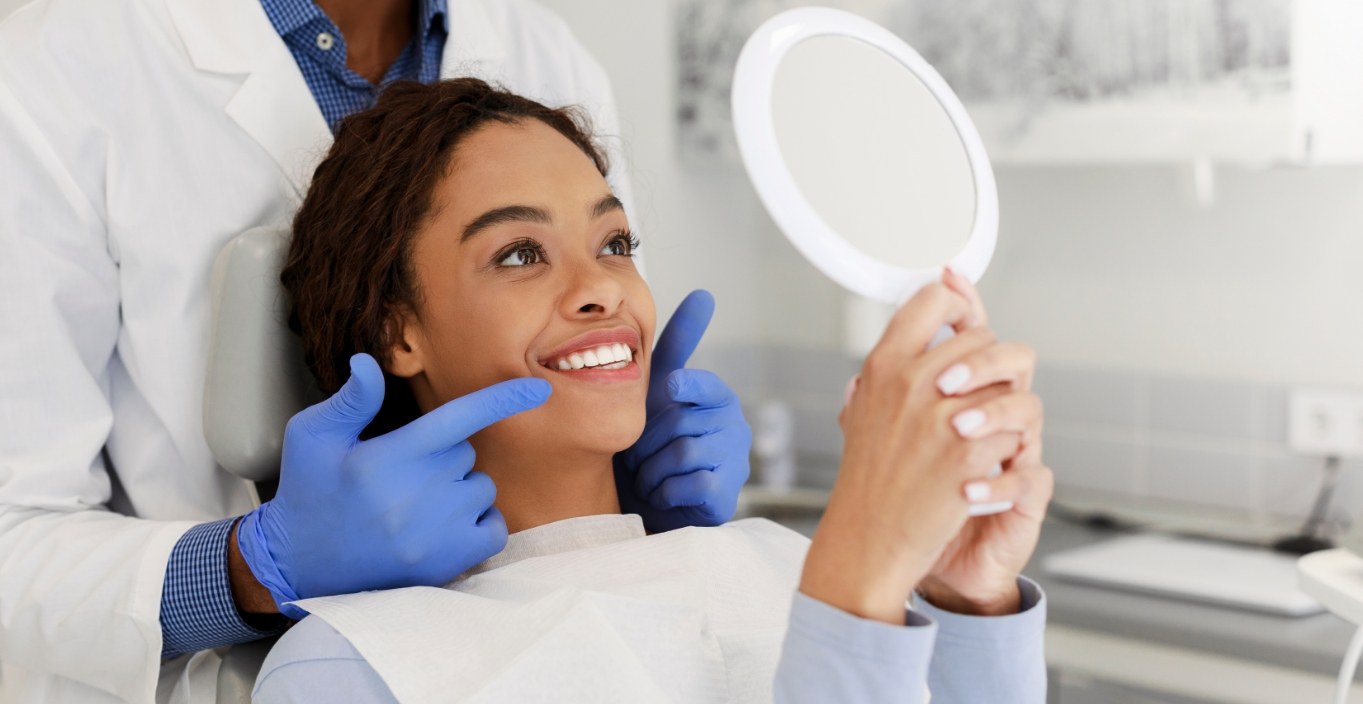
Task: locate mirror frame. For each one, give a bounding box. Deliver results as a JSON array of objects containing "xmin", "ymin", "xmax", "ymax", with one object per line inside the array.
[{"xmin": 732, "ymin": 7, "xmax": 998, "ymax": 304}]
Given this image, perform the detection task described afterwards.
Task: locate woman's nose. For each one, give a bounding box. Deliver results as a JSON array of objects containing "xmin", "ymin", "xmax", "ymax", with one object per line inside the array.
[{"xmin": 560, "ymin": 259, "xmax": 625, "ymax": 318}]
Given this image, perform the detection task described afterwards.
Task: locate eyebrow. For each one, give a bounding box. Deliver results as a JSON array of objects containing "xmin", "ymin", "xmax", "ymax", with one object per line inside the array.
[
  {"xmin": 590, "ymin": 194, "xmax": 624, "ymax": 220},
  {"xmin": 460, "ymin": 194, "xmax": 624, "ymax": 243},
  {"xmin": 461, "ymin": 205, "xmax": 550, "ymax": 242}
]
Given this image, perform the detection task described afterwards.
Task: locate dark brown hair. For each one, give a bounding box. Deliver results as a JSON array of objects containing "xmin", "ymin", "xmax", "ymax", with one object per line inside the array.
[{"xmin": 282, "ymin": 78, "xmax": 609, "ymax": 436}]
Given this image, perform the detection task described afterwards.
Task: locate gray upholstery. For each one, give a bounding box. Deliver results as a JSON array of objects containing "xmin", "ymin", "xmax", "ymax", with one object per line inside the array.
[
  {"xmin": 204, "ymin": 226, "xmax": 321, "ymax": 483},
  {"xmin": 204, "ymin": 227, "xmax": 321, "ymax": 702}
]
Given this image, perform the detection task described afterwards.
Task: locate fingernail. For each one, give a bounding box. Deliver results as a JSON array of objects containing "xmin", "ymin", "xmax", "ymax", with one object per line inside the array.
[
  {"xmin": 964, "ymin": 481, "xmax": 991, "ymax": 502},
  {"xmin": 842, "ymin": 375, "xmax": 860, "ymax": 408},
  {"xmin": 952, "ymin": 409, "xmax": 986, "ymax": 437},
  {"xmin": 936, "ymin": 364, "xmax": 971, "ymax": 395}
]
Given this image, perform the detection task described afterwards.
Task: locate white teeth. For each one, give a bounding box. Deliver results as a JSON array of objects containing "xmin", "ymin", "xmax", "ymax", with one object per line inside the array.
[{"xmin": 549, "ymin": 342, "xmax": 635, "ymax": 371}]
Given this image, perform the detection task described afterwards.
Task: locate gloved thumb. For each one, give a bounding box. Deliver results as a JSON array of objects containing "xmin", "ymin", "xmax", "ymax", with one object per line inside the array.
[
  {"xmin": 648, "ymin": 290, "xmax": 714, "ymax": 415},
  {"xmin": 294, "ymin": 353, "xmax": 386, "ymax": 440}
]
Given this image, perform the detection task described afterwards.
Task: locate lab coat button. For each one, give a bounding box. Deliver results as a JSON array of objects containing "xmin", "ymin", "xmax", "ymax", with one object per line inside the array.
[{"xmin": 316, "ymin": 32, "xmax": 335, "ymax": 51}]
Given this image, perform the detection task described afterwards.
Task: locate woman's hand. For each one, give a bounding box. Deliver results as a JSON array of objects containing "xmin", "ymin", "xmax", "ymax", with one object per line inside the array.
[
  {"xmin": 918, "ymin": 269, "xmax": 1052, "ymax": 616},
  {"xmin": 916, "ymin": 389, "xmax": 1051, "ymax": 615},
  {"xmin": 799, "ymin": 280, "xmax": 1039, "ymax": 625},
  {"xmin": 917, "ymin": 451, "xmax": 1052, "ymax": 615}
]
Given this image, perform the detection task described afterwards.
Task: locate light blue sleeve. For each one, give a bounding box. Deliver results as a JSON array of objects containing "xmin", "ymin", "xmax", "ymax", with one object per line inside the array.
[
  {"xmin": 774, "ymin": 577, "xmax": 1047, "ymax": 704},
  {"xmin": 914, "ymin": 577, "xmax": 1048, "ymax": 702},
  {"xmin": 774, "ymin": 591, "xmax": 937, "ymax": 703},
  {"xmin": 251, "ymin": 616, "xmax": 397, "ymax": 704}
]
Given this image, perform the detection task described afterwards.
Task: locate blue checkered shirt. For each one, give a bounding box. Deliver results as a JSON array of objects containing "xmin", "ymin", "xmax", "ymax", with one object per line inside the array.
[
  {"xmin": 261, "ymin": 0, "xmax": 448, "ymax": 132},
  {"xmin": 160, "ymin": 518, "xmax": 282, "ymax": 658},
  {"xmin": 160, "ymin": 0, "xmax": 448, "ymax": 659}
]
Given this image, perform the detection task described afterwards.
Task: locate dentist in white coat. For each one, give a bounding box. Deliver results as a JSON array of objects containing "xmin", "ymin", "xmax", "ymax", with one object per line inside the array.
[{"xmin": 0, "ymin": 0, "xmax": 759, "ymax": 701}]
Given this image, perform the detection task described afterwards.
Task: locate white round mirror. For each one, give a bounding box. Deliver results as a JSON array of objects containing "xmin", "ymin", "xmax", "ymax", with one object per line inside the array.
[
  {"xmin": 732, "ymin": 7, "xmax": 997, "ymax": 304},
  {"xmin": 732, "ymin": 8, "xmax": 1010, "ymax": 516}
]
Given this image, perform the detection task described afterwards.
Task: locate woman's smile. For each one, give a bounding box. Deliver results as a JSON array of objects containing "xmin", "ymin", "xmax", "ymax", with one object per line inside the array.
[{"xmin": 536, "ymin": 325, "xmax": 645, "ymax": 383}]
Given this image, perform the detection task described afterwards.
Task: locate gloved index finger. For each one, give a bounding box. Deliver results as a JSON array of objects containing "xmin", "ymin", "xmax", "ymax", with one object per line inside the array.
[
  {"xmin": 649, "ymin": 289, "xmax": 714, "ymax": 415},
  {"xmin": 373, "ymin": 377, "xmax": 551, "ymax": 457}
]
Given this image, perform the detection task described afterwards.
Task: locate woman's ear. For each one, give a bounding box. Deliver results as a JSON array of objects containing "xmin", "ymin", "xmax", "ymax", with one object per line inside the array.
[{"xmin": 385, "ymin": 308, "xmax": 426, "ymax": 379}]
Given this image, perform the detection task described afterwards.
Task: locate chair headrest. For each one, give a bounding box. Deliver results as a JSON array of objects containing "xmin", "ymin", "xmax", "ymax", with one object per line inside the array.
[{"xmin": 204, "ymin": 226, "xmax": 322, "ymax": 482}]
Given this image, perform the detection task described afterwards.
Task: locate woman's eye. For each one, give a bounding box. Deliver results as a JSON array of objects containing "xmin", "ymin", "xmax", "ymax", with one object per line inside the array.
[
  {"xmin": 497, "ymin": 245, "xmax": 542, "ymax": 267},
  {"xmin": 600, "ymin": 232, "xmax": 639, "ymax": 257}
]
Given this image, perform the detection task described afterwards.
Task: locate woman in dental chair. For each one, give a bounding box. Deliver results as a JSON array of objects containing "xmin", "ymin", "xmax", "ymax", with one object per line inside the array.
[{"xmin": 252, "ymin": 78, "xmax": 1051, "ymax": 703}]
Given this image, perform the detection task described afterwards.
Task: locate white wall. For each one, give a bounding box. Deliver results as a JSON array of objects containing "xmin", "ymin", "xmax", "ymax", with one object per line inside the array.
[
  {"xmin": 755, "ymin": 161, "xmax": 1363, "ymax": 388},
  {"xmin": 983, "ymin": 164, "xmax": 1363, "ymax": 387}
]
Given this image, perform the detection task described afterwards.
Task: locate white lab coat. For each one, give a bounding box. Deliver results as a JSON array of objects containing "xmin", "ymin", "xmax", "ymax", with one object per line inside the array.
[{"xmin": 0, "ymin": 0, "xmax": 633, "ymax": 701}]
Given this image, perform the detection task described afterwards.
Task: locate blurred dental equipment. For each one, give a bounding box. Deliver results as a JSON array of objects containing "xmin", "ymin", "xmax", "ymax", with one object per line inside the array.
[{"xmin": 753, "ymin": 400, "xmax": 796, "ymax": 489}]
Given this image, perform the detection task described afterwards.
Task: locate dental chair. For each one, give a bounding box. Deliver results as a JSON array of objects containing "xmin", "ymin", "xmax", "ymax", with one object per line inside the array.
[{"xmin": 202, "ymin": 225, "xmax": 322, "ymax": 704}]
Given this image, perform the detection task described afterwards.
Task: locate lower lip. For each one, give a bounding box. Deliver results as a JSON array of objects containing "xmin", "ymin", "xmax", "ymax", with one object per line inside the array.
[{"xmin": 544, "ymin": 359, "xmax": 642, "ymax": 383}]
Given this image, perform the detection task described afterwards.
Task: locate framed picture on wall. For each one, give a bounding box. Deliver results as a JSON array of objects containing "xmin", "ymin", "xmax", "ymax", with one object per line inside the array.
[{"xmin": 677, "ymin": 0, "xmax": 1363, "ymax": 166}]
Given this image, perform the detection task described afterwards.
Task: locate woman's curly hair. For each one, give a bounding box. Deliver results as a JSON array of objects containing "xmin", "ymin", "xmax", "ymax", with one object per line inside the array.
[{"xmin": 282, "ymin": 77, "xmax": 609, "ymax": 436}]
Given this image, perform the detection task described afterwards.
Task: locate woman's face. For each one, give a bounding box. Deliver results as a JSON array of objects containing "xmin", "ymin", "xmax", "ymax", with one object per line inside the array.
[{"xmin": 389, "ymin": 119, "xmax": 655, "ymax": 455}]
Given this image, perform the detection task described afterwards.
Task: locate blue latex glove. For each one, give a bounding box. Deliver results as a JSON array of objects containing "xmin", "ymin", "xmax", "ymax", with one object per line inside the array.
[
  {"xmin": 615, "ymin": 290, "xmax": 752, "ymax": 533},
  {"xmin": 236, "ymin": 353, "xmax": 550, "ymax": 618}
]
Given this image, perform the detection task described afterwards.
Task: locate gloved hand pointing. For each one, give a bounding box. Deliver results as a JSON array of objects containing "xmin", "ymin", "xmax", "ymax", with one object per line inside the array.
[
  {"xmin": 615, "ymin": 290, "xmax": 752, "ymax": 533},
  {"xmin": 235, "ymin": 353, "xmax": 549, "ymax": 619}
]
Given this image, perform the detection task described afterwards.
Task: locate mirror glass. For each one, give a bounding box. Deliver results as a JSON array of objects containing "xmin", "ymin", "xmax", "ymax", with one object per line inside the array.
[{"xmin": 770, "ymin": 36, "xmax": 976, "ymax": 270}]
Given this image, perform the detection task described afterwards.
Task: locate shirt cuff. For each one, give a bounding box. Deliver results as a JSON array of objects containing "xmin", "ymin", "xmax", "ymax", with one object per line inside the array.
[
  {"xmin": 793, "ymin": 590, "xmax": 937, "ymax": 658},
  {"xmin": 160, "ymin": 517, "xmax": 286, "ymax": 659},
  {"xmin": 911, "ymin": 576, "xmax": 1049, "ymax": 703},
  {"xmin": 773, "ymin": 591, "xmax": 936, "ymax": 703},
  {"xmin": 910, "ymin": 576, "xmax": 1047, "ymax": 642}
]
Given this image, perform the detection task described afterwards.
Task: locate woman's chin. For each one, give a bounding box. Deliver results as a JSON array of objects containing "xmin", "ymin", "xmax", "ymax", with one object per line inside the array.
[
  {"xmin": 586, "ymin": 415, "xmax": 647, "ymax": 456},
  {"xmin": 548, "ymin": 394, "xmax": 646, "ymax": 446},
  {"xmin": 499, "ymin": 391, "xmax": 646, "ymax": 457}
]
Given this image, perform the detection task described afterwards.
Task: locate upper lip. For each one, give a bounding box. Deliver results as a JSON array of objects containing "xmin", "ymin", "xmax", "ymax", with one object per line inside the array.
[{"xmin": 538, "ymin": 326, "xmax": 642, "ymax": 367}]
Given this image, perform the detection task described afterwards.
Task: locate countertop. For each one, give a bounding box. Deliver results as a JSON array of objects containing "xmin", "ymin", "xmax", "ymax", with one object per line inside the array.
[{"xmin": 1031, "ymin": 518, "xmax": 1358, "ymax": 677}]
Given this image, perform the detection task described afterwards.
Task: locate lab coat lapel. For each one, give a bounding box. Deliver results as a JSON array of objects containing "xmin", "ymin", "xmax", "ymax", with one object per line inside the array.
[
  {"xmin": 167, "ymin": 0, "xmax": 331, "ymax": 195},
  {"xmin": 225, "ymin": 63, "xmax": 333, "ymax": 195},
  {"xmin": 440, "ymin": 0, "xmax": 509, "ymax": 79}
]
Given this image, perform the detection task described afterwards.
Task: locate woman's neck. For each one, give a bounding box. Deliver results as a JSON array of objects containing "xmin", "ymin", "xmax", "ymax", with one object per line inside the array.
[{"xmin": 478, "ymin": 446, "xmax": 621, "ymax": 534}]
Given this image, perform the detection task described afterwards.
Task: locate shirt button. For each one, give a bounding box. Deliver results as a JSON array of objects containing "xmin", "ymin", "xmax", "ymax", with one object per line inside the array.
[{"xmin": 316, "ymin": 32, "xmax": 335, "ymax": 51}]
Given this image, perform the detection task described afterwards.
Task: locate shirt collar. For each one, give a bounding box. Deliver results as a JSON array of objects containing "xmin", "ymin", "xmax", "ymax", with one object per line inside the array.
[
  {"xmin": 260, "ymin": 0, "xmax": 324, "ymax": 38},
  {"xmin": 260, "ymin": 0, "xmax": 448, "ymax": 41},
  {"xmin": 423, "ymin": 0, "xmax": 449, "ymax": 37}
]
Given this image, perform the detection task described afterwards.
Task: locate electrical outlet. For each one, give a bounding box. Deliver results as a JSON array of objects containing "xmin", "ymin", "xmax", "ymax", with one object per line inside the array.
[{"xmin": 1289, "ymin": 388, "xmax": 1363, "ymax": 458}]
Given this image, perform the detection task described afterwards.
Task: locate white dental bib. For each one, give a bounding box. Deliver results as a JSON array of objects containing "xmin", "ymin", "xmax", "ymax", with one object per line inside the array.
[{"xmin": 293, "ymin": 514, "xmax": 810, "ymax": 703}]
